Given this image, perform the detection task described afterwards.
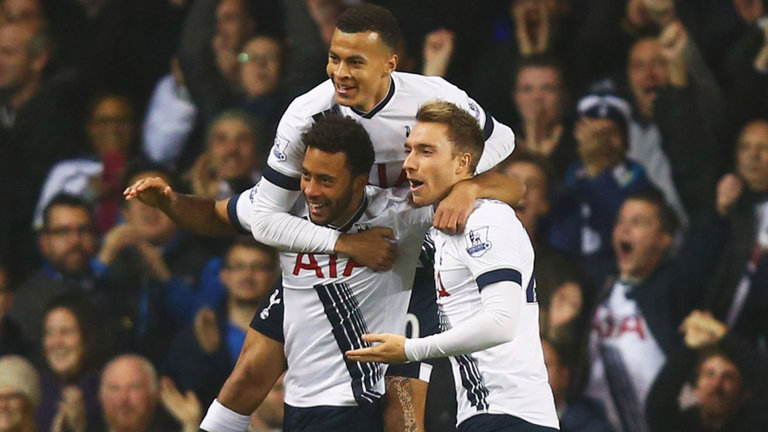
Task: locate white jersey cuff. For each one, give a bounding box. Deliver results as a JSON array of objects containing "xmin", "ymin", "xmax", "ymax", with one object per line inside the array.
[{"xmin": 199, "ymin": 399, "xmax": 250, "ymax": 432}]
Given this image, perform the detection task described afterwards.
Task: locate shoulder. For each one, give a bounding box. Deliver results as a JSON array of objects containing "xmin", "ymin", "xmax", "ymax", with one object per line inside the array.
[
  {"xmin": 466, "ymin": 199, "xmax": 519, "ymax": 229},
  {"xmin": 393, "ymin": 72, "xmax": 468, "ymax": 101},
  {"xmin": 280, "ymin": 80, "xmax": 336, "ymax": 123}
]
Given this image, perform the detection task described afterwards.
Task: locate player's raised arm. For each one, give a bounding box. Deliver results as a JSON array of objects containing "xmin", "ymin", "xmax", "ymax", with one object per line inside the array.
[{"xmin": 123, "ymin": 176, "xmax": 236, "ymax": 237}]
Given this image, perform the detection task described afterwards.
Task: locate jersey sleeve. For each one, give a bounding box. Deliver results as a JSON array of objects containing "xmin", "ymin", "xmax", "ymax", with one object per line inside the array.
[
  {"xmin": 452, "ymin": 202, "xmax": 532, "ymax": 292},
  {"xmin": 238, "ymin": 97, "xmax": 342, "ymax": 253},
  {"xmin": 438, "ymin": 80, "xmax": 516, "ymax": 174}
]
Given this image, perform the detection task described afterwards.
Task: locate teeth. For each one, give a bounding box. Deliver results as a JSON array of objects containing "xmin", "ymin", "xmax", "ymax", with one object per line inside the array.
[{"xmin": 309, "ymin": 203, "xmax": 325, "ymax": 209}]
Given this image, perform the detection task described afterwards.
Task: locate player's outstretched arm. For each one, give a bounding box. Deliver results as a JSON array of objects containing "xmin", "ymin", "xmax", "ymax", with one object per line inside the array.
[
  {"xmin": 199, "ymin": 329, "xmax": 286, "ymax": 432},
  {"xmin": 124, "ymin": 176, "xmax": 236, "ymax": 237},
  {"xmin": 434, "ymin": 172, "xmax": 524, "ymax": 234},
  {"xmin": 346, "ymin": 281, "xmax": 520, "ymax": 363}
]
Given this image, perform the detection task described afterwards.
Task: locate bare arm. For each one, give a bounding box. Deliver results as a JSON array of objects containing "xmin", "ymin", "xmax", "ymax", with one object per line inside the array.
[
  {"xmin": 434, "ymin": 172, "xmax": 524, "ymax": 234},
  {"xmin": 217, "ymin": 329, "xmax": 287, "ymax": 414},
  {"xmin": 123, "ymin": 177, "xmax": 236, "ymax": 237}
]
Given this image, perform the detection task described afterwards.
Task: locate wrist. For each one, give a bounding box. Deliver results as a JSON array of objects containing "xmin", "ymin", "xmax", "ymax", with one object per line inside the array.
[{"xmin": 200, "ymin": 400, "xmax": 250, "ymax": 432}]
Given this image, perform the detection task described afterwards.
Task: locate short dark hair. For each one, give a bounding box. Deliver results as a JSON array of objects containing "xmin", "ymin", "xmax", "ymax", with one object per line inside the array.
[
  {"xmin": 225, "ymin": 237, "xmax": 278, "ymax": 269},
  {"xmin": 122, "ymin": 158, "xmax": 179, "ymax": 191},
  {"xmin": 302, "ymin": 115, "xmax": 375, "ymax": 178},
  {"xmin": 497, "ymin": 151, "xmax": 555, "ymax": 192},
  {"xmin": 512, "ymin": 54, "xmax": 565, "ymax": 89},
  {"xmin": 416, "ymin": 100, "xmax": 485, "ymax": 173},
  {"xmin": 42, "ymin": 194, "xmax": 93, "ymax": 231},
  {"xmin": 336, "ymin": 4, "xmax": 402, "ymax": 52},
  {"xmin": 624, "ymin": 190, "xmax": 679, "ymax": 235}
]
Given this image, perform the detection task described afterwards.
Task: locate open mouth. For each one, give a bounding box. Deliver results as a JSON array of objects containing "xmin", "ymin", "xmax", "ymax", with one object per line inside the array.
[
  {"xmin": 409, "ymin": 179, "xmax": 424, "ymax": 191},
  {"xmin": 618, "ymin": 241, "xmax": 634, "ymax": 255},
  {"xmin": 335, "ymin": 83, "xmax": 355, "ymax": 96}
]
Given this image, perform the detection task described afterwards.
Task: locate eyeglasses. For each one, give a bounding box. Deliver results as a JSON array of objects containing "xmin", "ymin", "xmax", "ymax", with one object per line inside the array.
[
  {"xmin": 237, "ymin": 52, "xmax": 279, "ymax": 65},
  {"xmin": 44, "ymin": 225, "xmax": 94, "ymax": 237},
  {"xmin": 225, "ymin": 263, "xmax": 275, "ymax": 273}
]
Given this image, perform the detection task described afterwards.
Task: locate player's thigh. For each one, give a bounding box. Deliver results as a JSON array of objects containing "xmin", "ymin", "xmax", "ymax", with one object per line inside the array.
[
  {"xmin": 457, "ymin": 414, "xmax": 558, "ymax": 432},
  {"xmin": 283, "ymin": 402, "xmax": 383, "ymax": 432}
]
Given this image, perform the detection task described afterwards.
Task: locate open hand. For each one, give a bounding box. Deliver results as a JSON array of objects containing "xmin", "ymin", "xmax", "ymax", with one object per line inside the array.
[{"xmin": 346, "ymin": 333, "xmax": 408, "ymax": 364}]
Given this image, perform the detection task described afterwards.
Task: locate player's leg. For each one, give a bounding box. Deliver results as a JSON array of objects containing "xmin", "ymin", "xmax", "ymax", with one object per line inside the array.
[
  {"xmin": 383, "ymin": 375, "xmax": 428, "ymax": 432},
  {"xmin": 200, "ymin": 283, "xmax": 287, "ymax": 432}
]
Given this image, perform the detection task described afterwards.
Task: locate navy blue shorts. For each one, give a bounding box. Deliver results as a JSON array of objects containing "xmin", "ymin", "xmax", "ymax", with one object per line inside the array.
[
  {"xmin": 458, "ymin": 414, "xmax": 559, "ymax": 432},
  {"xmin": 283, "ymin": 401, "xmax": 383, "ymax": 432}
]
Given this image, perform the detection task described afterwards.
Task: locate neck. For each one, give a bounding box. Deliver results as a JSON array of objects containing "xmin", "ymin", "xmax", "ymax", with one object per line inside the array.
[
  {"xmin": 433, "ymin": 173, "xmax": 473, "ymax": 208},
  {"xmin": 329, "ymin": 191, "xmax": 365, "ymax": 227},
  {"xmin": 228, "ymin": 297, "xmax": 260, "ymax": 330},
  {"xmin": 356, "ymin": 76, "xmax": 391, "ymax": 113}
]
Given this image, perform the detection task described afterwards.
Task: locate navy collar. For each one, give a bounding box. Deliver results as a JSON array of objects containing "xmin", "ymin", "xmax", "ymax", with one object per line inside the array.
[{"xmin": 350, "ymin": 77, "xmax": 395, "ymax": 119}]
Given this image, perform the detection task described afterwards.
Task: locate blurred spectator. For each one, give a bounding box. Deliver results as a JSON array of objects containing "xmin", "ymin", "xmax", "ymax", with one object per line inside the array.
[
  {"xmin": 512, "ymin": 55, "xmax": 576, "ymax": 178},
  {"xmin": 164, "ymin": 238, "xmax": 278, "ymax": 405},
  {"xmin": 141, "ymin": 58, "xmax": 199, "ymax": 171},
  {"xmin": 725, "ymin": 2, "xmax": 768, "ymax": 132},
  {"xmin": 548, "ymin": 93, "xmax": 653, "ymax": 284},
  {"xmin": 7, "ymin": 195, "xmax": 103, "ymax": 344},
  {"xmin": 541, "ymin": 337, "xmax": 614, "ymax": 432},
  {"xmin": 421, "ymin": 28, "xmax": 455, "ymax": 78},
  {"xmin": 705, "ymin": 120, "xmax": 768, "ymax": 351},
  {"xmin": 0, "ymin": 261, "xmax": 29, "ymax": 357},
  {"xmin": 34, "ymin": 93, "xmax": 137, "ymax": 233},
  {"xmin": 585, "ymin": 192, "xmax": 723, "ymax": 432},
  {"xmin": 235, "ymin": 34, "xmax": 287, "ymax": 141},
  {"xmin": 625, "ymin": 21, "xmax": 720, "ymax": 225},
  {"xmin": 178, "ymin": 0, "xmax": 256, "ymax": 123},
  {"xmin": 187, "ymin": 110, "xmax": 264, "ymax": 199},
  {"xmin": 98, "ymin": 354, "xmax": 196, "ymax": 432},
  {"xmin": 37, "ymin": 294, "xmax": 111, "ymax": 432},
  {"xmin": 647, "ymin": 310, "xmax": 768, "ymax": 432},
  {"xmin": 471, "ymin": 0, "xmax": 574, "ymax": 121},
  {"xmin": 0, "ymin": 355, "xmax": 41, "ymax": 432},
  {"xmin": 97, "ymin": 162, "xmax": 212, "ymax": 363},
  {"xmin": 0, "ymin": 20, "xmax": 85, "ymax": 279},
  {"xmin": 498, "ymin": 153, "xmax": 589, "ymax": 345},
  {"xmin": 282, "ymin": 0, "xmax": 345, "ymax": 97}
]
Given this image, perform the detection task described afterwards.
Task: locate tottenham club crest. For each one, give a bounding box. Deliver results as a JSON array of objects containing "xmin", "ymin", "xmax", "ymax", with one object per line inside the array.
[
  {"xmin": 465, "ymin": 227, "xmax": 492, "ymax": 257},
  {"xmin": 272, "ymin": 134, "xmax": 289, "ymax": 162}
]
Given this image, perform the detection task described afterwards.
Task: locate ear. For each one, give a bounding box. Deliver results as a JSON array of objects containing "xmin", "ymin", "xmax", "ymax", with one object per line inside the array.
[
  {"xmin": 456, "ymin": 153, "xmax": 472, "ymax": 175},
  {"xmin": 30, "ymin": 51, "xmax": 49, "ymax": 75},
  {"xmin": 384, "ymin": 53, "xmax": 398, "ymax": 75},
  {"xmin": 659, "ymin": 231, "xmax": 673, "ymax": 251}
]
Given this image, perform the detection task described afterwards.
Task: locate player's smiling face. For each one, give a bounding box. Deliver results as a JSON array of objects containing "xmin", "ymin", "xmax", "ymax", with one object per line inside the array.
[
  {"xmin": 301, "ymin": 147, "xmax": 367, "ymax": 226},
  {"xmin": 612, "ymin": 199, "xmax": 671, "ymax": 281},
  {"xmin": 403, "ymin": 122, "xmax": 470, "ymax": 207},
  {"xmin": 326, "ymin": 29, "xmax": 397, "ymax": 113}
]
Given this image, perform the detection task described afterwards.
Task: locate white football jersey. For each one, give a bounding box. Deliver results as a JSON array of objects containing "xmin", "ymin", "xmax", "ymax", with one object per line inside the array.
[
  {"xmin": 430, "ymin": 200, "xmax": 558, "ymax": 429},
  {"xmin": 241, "ymin": 186, "xmax": 432, "ymax": 407},
  {"xmin": 240, "ymin": 71, "xmax": 515, "ymax": 254}
]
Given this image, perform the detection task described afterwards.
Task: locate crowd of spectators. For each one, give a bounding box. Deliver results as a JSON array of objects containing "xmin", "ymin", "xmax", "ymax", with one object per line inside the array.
[{"xmin": 1, "ymin": 0, "xmax": 768, "ymax": 431}]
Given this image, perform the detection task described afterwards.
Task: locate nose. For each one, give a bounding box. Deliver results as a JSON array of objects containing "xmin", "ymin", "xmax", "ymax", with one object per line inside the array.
[
  {"xmin": 303, "ymin": 178, "xmax": 320, "ymax": 198},
  {"xmin": 403, "ymin": 151, "xmax": 416, "ymax": 172},
  {"xmin": 333, "ymin": 61, "xmax": 350, "ymax": 79}
]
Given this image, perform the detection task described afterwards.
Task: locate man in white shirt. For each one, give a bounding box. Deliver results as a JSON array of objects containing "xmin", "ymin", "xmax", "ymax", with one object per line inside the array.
[{"xmin": 347, "ymin": 100, "xmax": 559, "ymax": 431}]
